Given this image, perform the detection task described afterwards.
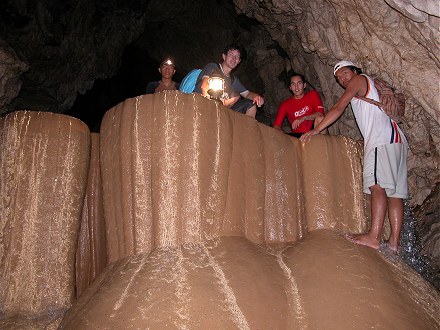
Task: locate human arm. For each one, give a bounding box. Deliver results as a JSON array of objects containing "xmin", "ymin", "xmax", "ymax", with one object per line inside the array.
[
  {"xmin": 272, "ymin": 102, "xmax": 288, "ymax": 131},
  {"xmin": 200, "ymin": 76, "xmax": 210, "ymax": 97},
  {"xmin": 291, "ymin": 112, "xmax": 324, "ymax": 130},
  {"xmin": 196, "ymin": 64, "xmax": 218, "ymax": 97},
  {"xmin": 300, "ymin": 74, "xmax": 366, "ymax": 141},
  {"xmin": 201, "ymin": 75, "xmax": 240, "ymax": 107},
  {"xmin": 145, "ymin": 81, "xmax": 159, "ymax": 94},
  {"xmin": 241, "ymin": 90, "xmax": 264, "ymax": 107},
  {"xmin": 222, "ymin": 95, "xmax": 240, "ymax": 107}
]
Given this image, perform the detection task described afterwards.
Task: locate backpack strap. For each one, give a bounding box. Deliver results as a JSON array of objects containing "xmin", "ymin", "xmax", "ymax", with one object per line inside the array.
[{"xmin": 355, "ymin": 95, "xmax": 385, "ymax": 110}]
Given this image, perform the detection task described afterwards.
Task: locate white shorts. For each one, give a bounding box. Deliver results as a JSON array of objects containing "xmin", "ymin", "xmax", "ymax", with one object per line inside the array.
[{"xmin": 363, "ymin": 143, "xmax": 408, "ymax": 198}]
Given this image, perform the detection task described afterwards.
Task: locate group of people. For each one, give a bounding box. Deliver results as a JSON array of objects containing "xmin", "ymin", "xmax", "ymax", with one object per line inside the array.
[
  {"xmin": 146, "ymin": 45, "xmax": 408, "ymax": 255},
  {"xmin": 146, "ymin": 44, "xmax": 264, "ymax": 119}
]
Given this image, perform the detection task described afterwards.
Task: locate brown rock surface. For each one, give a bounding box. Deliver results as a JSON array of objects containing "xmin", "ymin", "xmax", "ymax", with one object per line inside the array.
[
  {"xmin": 0, "ymin": 94, "xmax": 438, "ymax": 328},
  {"xmin": 99, "ymin": 92, "xmax": 368, "ymax": 261},
  {"xmin": 0, "ymin": 111, "xmax": 90, "ymax": 327},
  {"xmin": 61, "ymin": 231, "xmax": 439, "ymax": 329},
  {"xmin": 0, "ymin": 39, "xmax": 28, "ymax": 109},
  {"xmin": 75, "ymin": 133, "xmax": 107, "ymax": 298}
]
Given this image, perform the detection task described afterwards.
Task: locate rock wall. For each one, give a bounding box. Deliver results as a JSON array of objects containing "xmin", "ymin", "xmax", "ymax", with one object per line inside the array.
[{"xmin": 0, "ymin": 0, "xmax": 147, "ymax": 113}]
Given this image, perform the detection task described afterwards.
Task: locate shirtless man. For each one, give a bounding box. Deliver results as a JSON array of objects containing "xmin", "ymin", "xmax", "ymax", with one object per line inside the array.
[{"xmin": 301, "ymin": 60, "xmax": 408, "ymax": 254}]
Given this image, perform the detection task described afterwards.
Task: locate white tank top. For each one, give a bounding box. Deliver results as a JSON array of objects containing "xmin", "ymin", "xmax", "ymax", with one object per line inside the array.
[{"xmin": 350, "ymin": 74, "xmax": 408, "ymax": 155}]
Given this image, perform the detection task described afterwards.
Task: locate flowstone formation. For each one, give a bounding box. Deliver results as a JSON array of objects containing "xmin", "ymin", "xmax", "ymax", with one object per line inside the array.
[{"xmin": 1, "ymin": 93, "xmax": 439, "ymax": 329}]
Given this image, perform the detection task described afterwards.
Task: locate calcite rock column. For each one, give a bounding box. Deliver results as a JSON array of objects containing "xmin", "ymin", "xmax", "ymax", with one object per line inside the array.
[
  {"xmin": 0, "ymin": 111, "xmax": 90, "ymax": 322},
  {"xmin": 75, "ymin": 132, "xmax": 107, "ymax": 298}
]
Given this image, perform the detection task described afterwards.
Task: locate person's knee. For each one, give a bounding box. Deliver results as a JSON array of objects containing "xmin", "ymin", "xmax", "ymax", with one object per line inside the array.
[{"xmin": 369, "ymin": 184, "xmax": 386, "ymax": 195}]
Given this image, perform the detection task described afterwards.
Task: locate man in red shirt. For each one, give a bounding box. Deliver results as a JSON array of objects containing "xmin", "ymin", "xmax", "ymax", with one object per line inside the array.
[{"xmin": 273, "ymin": 73, "xmax": 325, "ymax": 138}]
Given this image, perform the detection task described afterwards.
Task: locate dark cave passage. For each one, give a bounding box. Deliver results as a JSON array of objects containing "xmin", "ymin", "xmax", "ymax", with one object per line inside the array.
[
  {"xmin": 65, "ymin": 44, "xmax": 187, "ymax": 132},
  {"xmin": 64, "ymin": 0, "xmax": 267, "ymax": 132}
]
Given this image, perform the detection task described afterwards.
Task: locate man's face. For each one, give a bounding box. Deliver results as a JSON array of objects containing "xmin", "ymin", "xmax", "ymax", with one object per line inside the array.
[
  {"xmin": 159, "ymin": 64, "xmax": 175, "ymax": 79},
  {"xmin": 335, "ymin": 67, "xmax": 356, "ymax": 88},
  {"xmin": 222, "ymin": 49, "xmax": 241, "ymax": 70},
  {"xmin": 289, "ymin": 76, "xmax": 306, "ymax": 99}
]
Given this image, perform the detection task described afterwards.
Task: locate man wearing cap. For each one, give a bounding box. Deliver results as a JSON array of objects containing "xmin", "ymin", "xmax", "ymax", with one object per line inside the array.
[
  {"xmin": 146, "ymin": 58, "xmax": 180, "ymax": 94},
  {"xmin": 301, "ymin": 60, "xmax": 408, "ymax": 254},
  {"xmin": 193, "ymin": 44, "xmax": 264, "ymax": 119}
]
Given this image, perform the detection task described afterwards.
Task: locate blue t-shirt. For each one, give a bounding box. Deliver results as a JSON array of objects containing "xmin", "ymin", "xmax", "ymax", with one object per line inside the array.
[{"xmin": 193, "ymin": 63, "xmax": 247, "ymax": 98}]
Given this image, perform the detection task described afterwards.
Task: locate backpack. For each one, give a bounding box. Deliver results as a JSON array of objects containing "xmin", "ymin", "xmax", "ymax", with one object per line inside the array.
[
  {"xmin": 357, "ymin": 78, "xmax": 405, "ymax": 123},
  {"xmin": 179, "ymin": 64, "xmax": 234, "ymax": 95},
  {"xmin": 179, "ymin": 69, "xmax": 202, "ymax": 94}
]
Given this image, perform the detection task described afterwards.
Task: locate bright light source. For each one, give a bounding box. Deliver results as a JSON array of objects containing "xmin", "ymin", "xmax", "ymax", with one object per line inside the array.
[
  {"xmin": 161, "ymin": 59, "xmax": 174, "ymax": 67},
  {"xmin": 208, "ymin": 74, "xmax": 225, "ymax": 100}
]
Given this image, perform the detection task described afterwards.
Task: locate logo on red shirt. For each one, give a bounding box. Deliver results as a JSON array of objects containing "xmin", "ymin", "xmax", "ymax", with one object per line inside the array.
[{"xmin": 294, "ymin": 106, "xmax": 309, "ymax": 118}]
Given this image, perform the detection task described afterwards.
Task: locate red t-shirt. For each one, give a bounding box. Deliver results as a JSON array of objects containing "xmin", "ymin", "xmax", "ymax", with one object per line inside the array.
[{"xmin": 273, "ymin": 90, "xmax": 325, "ymax": 133}]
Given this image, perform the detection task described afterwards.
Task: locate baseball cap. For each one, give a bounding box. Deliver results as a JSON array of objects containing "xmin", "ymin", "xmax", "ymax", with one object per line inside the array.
[{"xmin": 333, "ymin": 60, "xmax": 357, "ymax": 75}]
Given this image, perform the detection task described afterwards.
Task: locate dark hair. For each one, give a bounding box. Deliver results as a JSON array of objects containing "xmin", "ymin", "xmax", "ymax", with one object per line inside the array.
[
  {"xmin": 334, "ymin": 66, "xmax": 362, "ymax": 84},
  {"xmin": 286, "ymin": 71, "xmax": 306, "ymax": 88},
  {"xmin": 159, "ymin": 57, "xmax": 175, "ymax": 67},
  {"xmin": 346, "ymin": 65, "xmax": 362, "ymax": 74},
  {"xmin": 223, "ymin": 44, "xmax": 247, "ymax": 60}
]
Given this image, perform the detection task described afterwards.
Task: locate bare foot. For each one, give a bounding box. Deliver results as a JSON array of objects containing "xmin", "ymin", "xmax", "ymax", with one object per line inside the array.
[
  {"xmin": 345, "ymin": 233, "xmax": 380, "ymax": 250},
  {"xmin": 384, "ymin": 241, "xmax": 399, "ymax": 255}
]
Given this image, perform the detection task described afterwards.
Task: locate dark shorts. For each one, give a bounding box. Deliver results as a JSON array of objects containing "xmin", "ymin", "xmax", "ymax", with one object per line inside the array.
[
  {"xmin": 231, "ymin": 98, "xmax": 254, "ymax": 114},
  {"xmin": 287, "ymin": 132, "xmax": 303, "ymax": 138}
]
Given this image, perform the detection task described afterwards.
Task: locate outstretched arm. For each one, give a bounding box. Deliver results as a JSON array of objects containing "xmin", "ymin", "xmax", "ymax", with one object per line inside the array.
[
  {"xmin": 291, "ymin": 112, "xmax": 324, "ymax": 130},
  {"xmin": 241, "ymin": 90, "xmax": 264, "ymax": 107},
  {"xmin": 300, "ymin": 75, "xmax": 367, "ymax": 141}
]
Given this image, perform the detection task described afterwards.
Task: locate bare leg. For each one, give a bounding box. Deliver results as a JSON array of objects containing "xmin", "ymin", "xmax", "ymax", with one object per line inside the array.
[
  {"xmin": 245, "ymin": 105, "xmax": 257, "ymax": 119},
  {"xmin": 346, "ymin": 184, "xmax": 387, "ymax": 250},
  {"xmin": 386, "ymin": 197, "xmax": 403, "ymax": 253}
]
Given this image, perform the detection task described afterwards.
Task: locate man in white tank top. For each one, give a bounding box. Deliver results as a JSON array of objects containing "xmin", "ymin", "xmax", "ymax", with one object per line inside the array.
[{"xmin": 301, "ymin": 60, "xmax": 408, "ymax": 254}]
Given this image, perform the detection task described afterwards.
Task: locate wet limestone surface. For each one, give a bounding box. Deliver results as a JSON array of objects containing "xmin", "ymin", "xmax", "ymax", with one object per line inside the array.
[
  {"xmin": 2, "ymin": 95, "xmax": 438, "ymax": 328},
  {"xmin": 61, "ymin": 230, "xmax": 439, "ymax": 329}
]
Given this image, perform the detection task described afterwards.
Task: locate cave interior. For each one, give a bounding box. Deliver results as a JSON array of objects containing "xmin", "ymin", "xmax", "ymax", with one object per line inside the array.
[{"xmin": 0, "ymin": 0, "xmax": 439, "ymax": 312}]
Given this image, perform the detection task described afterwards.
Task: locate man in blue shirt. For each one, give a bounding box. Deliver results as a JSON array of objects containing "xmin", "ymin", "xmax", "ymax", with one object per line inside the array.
[{"xmin": 194, "ymin": 44, "xmax": 264, "ymax": 119}]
